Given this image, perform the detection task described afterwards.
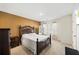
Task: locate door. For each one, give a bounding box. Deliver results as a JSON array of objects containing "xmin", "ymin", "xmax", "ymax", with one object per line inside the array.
[
  {"xmin": 77, "ymin": 24, "xmax": 79, "ymax": 51},
  {"xmin": 72, "ymin": 13, "xmax": 77, "ymax": 49}
]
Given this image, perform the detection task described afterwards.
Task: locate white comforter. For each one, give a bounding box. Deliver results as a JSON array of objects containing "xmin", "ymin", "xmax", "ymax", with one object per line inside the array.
[
  {"xmin": 22, "ymin": 33, "xmax": 49, "ymax": 42},
  {"xmin": 21, "ymin": 33, "xmax": 49, "ymax": 54}
]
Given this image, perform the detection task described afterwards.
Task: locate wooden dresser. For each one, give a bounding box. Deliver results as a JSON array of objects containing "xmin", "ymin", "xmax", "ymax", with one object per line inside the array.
[{"xmin": 0, "ymin": 28, "xmax": 10, "ymax": 55}]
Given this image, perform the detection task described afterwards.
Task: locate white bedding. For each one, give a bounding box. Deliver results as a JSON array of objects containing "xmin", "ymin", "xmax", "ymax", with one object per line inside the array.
[
  {"xmin": 21, "ymin": 33, "xmax": 49, "ymax": 54},
  {"xmin": 22, "ymin": 33, "xmax": 49, "ymax": 42}
]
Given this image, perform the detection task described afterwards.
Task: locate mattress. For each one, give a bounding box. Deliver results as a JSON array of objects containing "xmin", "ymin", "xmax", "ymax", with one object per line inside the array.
[
  {"xmin": 21, "ymin": 33, "xmax": 49, "ymax": 54},
  {"xmin": 22, "ymin": 33, "xmax": 49, "ymax": 42}
]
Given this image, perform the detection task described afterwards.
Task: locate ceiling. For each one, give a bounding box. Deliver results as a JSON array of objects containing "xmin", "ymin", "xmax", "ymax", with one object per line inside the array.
[{"xmin": 0, "ymin": 3, "xmax": 79, "ymax": 22}]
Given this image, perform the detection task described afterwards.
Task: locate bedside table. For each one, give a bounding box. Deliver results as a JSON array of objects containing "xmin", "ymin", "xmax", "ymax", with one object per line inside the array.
[{"xmin": 10, "ymin": 36, "xmax": 20, "ymax": 48}]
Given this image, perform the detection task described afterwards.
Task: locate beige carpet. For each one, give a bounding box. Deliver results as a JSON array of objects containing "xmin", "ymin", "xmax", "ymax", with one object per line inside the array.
[{"xmin": 11, "ymin": 39, "xmax": 72, "ymax": 55}]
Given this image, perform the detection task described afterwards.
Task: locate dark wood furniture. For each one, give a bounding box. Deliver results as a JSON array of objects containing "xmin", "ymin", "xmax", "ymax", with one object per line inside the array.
[
  {"xmin": 10, "ymin": 36, "xmax": 20, "ymax": 48},
  {"xmin": 0, "ymin": 28, "xmax": 10, "ymax": 55},
  {"xmin": 65, "ymin": 47, "xmax": 79, "ymax": 55},
  {"xmin": 19, "ymin": 26, "xmax": 35, "ymax": 39},
  {"xmin": 19, "ymin": 26, "xmax": 51, "ymax": 55},
  {"xmin": 36, "ymin": 35, "xmax": 51, "ymax": 54}
]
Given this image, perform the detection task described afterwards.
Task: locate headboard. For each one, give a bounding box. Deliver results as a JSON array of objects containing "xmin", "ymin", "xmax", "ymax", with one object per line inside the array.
[{"xmin": 19, "ymin": 26, "xmax": 35, "ymax": 38}]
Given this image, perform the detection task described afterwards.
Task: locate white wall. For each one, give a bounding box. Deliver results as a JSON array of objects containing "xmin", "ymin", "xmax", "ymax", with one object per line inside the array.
[
  {"xmin": 56, "ymin": 15, "xmax": 73, "ymax": 45},
  {"xmin": 40, "ymin": 15, "xmax": 73, "ymax": 45}
]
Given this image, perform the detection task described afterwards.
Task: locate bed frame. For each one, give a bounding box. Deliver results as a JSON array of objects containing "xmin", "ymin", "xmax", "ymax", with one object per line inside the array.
[{"xmin": 19, "ymin": 26, "xmax": 51, "ymax": 55}]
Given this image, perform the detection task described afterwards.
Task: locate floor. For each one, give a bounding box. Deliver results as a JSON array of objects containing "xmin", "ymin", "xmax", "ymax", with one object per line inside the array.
[{"xmin": 11, "ymin": 39, "xmax": 72, "ymax": 55}]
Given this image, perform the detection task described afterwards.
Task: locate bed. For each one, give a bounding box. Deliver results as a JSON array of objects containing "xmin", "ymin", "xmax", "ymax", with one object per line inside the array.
[{"xmin": 19, "ymin": 26, "xmax": 51, "ymax": 55}]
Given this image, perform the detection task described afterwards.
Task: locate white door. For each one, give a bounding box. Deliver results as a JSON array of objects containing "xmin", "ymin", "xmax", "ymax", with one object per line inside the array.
[
  {"xmin": 77, "ymin": 25, "xmax": 79, "ymax": 51},
  {"xmin": 52, "ymin": 23, "xmax": 57, "ymax": 35},
  {"xmin": 51, "ymin": 22, "xmax": 58, "ymax": 40},
  {"xmin": 72, "ymin": 13, "xmax": 77, "ymax": 49}
]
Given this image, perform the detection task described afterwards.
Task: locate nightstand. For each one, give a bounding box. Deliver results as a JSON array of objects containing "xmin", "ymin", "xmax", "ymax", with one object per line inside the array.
[{"xmin": 10, "ymin": 36, "xmax": 20, "ymax": 48}]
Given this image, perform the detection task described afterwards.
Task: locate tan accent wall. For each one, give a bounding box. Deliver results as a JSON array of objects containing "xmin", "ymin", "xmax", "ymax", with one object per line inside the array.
[{"xmin": 0, "ymin": 11, "xmax": 40, "ymax": 37}]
